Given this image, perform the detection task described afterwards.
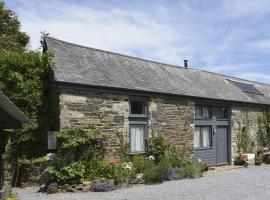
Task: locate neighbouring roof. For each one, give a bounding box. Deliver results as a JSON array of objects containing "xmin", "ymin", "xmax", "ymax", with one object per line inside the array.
[
  {"xmin": 0, "ymin": 92, "xmax": 30, "ymax": 128},
  {"xmin": 45, "ymin": 36, "xmax": 270, "ymax": 105}
]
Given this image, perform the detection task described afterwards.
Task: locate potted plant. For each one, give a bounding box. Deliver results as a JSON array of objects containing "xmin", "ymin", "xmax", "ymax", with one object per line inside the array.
[{"xmin": 255, "ymin": 148, "xmax": 264, "ymax": 166}]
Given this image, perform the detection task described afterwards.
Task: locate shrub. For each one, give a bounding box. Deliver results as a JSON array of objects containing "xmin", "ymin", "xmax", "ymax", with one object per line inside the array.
[
  {"xmin": 167, "ymin": 146, "xmax": 188, "ymax": 168},
  {"xmin": 132, "ymin": 155, "xmax": 154, "ymax": 174},
  {"xmin": 46, "ymin": 161, "xmax": 86, "ymax": 184},
  {"xmin": 184, "ymin": 160, "xmax": 202, "ymax": 178},
  {"xmin": 143, "ymin": 158, "xmax": 169, "ymax": 184},
  {"xmin": 93, "ymin": 156, "xmax": 131, "ymax": 185},
  {"xmin": 147, "ymin": 135, "xmax": 167, "ymax": 164},
  {"xmin": 44, "ymin": 125, "xmax": 108, "ymax": 184}
]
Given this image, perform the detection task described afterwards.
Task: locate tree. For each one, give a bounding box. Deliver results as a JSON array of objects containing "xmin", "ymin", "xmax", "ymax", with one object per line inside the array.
[{"xmin": 0, "ymin": 1, "xmax": 30, "ymax": 52}]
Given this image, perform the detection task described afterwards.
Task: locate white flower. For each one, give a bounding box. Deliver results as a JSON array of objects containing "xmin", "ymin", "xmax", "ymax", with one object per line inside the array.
[
  {"xmin": 148, "ymin": 156, "xmax": 155, "ymax": 161},
  {"xmin": 125, "ymin": 162, "xmax": 133, "ymax": 170}
]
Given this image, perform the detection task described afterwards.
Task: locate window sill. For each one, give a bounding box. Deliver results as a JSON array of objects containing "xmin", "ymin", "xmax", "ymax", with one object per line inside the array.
[
  {"xmin": 129, "ymin": 151, "xmax": 146, "ymax": 155},
  {"xmin": 195, "ymin": 147, "xmax": 212, "ymax": 150},
  {"xmin": 216, "ymin": 118, "xmax": 229, "ymax": 121},
  {"xmin": 129, "ymin": 114, "xmax": 148, "ymax": 118},
  {"xmin": 195, "ymin": 118, "xmax": 212, "ymax": 120}
]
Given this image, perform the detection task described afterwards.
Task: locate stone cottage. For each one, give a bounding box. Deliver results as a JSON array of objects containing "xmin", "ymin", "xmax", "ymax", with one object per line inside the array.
[{"xmin": 44, "ymin": 36, "xmax": 270, "ymax": 166}]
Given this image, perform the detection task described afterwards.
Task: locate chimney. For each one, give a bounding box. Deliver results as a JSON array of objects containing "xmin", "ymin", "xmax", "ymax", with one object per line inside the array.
[{"xmin": 184, "ymin": 60, "xmax": 188, "ymax": 68}]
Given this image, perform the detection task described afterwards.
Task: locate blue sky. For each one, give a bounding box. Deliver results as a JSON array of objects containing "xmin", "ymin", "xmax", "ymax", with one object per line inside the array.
[{"xmin": 6, "ymin": 0, "xmax": 270, "ymax": 84}]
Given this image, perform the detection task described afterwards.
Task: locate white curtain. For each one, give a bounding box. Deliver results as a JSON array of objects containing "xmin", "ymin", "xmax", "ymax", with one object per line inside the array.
[
  {"xmin": 130, "ymin": 126, "xmax": 145, "ymax": 152},
  {"xmin": 194, "ymin": 127, "xmax": 200, "ymax": 148},
  {"xmin": 202, "ymin": 127, "xmax": 210, "ymax": 147}
]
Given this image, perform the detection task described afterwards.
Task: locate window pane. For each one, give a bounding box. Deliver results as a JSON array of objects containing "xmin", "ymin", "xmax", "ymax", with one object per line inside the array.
[
  {"xmin": 217, "ymin": 107, "xmax": 228, "ymax": 119},
  {"xmin": 202, "ymin": 127, "xmax": 211, "ymax": 147},
  {"xmin": 195, "ymin": 106, "xmax": 202, "ymax": 118},
  {"xmin": 202, "ymin": 107, "xmax": 210, "ymax": 118},
  {"xmin": 48, "ymin": 131, "xmax": 57, "ymax": 150},
  {"xmin": 194, "ymin": 127, "xmax": 200, "ymax": 148},
  {"xmin": 130, "ymin": 126, "xmax": 145, "ymax": 152},
  {"xmin": 131, "ymin": 101, "xmax": 145, "ymax": 115}
]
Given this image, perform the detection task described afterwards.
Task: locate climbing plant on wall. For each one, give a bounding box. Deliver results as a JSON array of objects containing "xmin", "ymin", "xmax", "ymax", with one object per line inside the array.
[
  {"xmin": 257, "ymin": 106, "xmax": 270, "ymax": 147},
  {"xmin": 236, "ymin": 111, "xmax": 250, "ymax": 153}
]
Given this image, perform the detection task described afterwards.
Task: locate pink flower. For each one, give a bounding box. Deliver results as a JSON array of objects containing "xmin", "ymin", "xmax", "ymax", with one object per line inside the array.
[{"xmin": 107, "ymin": 156, "xmax": 118, "ymax": 165}]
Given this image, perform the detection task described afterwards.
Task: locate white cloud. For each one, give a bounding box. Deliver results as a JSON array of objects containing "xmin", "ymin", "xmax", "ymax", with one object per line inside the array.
[
  {"xmin": 7, "ymin": 0, "xmax": 270, "ymax": 84},
  {"xmin": 238, "ymin": 72, "xmax": 270, "ymax": 83}
]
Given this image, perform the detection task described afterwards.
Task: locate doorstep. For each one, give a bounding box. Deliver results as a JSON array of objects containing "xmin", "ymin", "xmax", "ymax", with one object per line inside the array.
[{"xmin": 205, "ymin": 165, "xmax": 244, "ymax": 175}]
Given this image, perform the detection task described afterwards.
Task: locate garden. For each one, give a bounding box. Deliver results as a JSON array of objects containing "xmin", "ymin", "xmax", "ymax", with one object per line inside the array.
[{"xmin": 29, "ymin": 125, "xmax": 206, "ymax": 194}]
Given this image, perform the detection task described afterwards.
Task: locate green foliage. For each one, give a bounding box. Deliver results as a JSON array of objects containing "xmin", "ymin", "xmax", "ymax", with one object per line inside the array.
[
  {"xmin": 167, "ymin": 146, "xmax": 189, "ymax": 168},
  {"xmin": 115, "ymin": 131, "xmax": 129, "ymax": 161},
  {"xmin": 147, "ymin": 135, "xmax": 167, "ymax": 164},
  {"xmin": 0, "ymin": 1, "xmax": 29, "ymax": 52},
  {"xmin": 0, "ymin": 51, "xmax": 55, "ymax": 159},
  {"xmin": 45, "ymin": 125, "xmax": 108, "ymax": 184},
  {"xmin": 236, "ymin": 112, "xmax": 251, "ymax": 153},
  {"xmin": 184, "ymin": 160, "xmax": 202, "ymax": 178},
  {"xmin": 257, "ymin": 106, "xmax": 270, "ymax": 147},
  {"xmin": 143, "ymin": 158, "xmax": 169, "ymax": 184},
  {"xmin": 46, "ymin": 161, "xmax": 86, "ymax": 184},
  {"xmin": 132, "ymin": 155, "xmax": 154, "ymax": 174}
]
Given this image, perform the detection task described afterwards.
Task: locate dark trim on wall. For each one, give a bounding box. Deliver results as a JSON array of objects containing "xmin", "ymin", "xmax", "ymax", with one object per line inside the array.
[{"xmin": 56, "ymin": 81, "xmax": 269, "ymax": 107}]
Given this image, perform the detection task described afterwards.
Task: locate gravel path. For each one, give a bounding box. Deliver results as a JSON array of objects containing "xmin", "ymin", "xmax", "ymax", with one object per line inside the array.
[{"xmin": 15, "ymin": 165, "xmax": 270, "ymax": 200}]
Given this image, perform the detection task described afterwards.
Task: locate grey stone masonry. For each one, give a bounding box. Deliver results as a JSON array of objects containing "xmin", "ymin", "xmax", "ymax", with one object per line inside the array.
[
  {"xmin": 148, "ymin": 98, "xmax": 195, "ymax": 155},
  {"xmin": 59, "ymin": 88, "xmax": 195, "ymax": 154},
  {"xmin": 0, "ymin": 155, "xmax": 12, "ymax": 199},
  {"xmin": 231, "ymin": 105, "xmax": 265, "ymax": 159},
  {"xmin": 60, "ymin": 89, "xmax": 129, "ymax": 148}
]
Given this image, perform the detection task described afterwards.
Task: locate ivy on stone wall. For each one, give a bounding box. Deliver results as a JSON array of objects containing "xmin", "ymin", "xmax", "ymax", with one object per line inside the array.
[
  {"xmin": 257, "ymin": 106, "xmax": 270, "ymax": 147},
  {"xmin": 236, "ymin": 111, "xmax": 251, "ymax": 153}
]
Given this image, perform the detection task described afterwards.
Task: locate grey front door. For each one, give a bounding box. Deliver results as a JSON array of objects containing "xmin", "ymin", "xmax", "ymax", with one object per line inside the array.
[{"xmin": 216, "ymin": 126, "xmax": 228, "ymax": 165}]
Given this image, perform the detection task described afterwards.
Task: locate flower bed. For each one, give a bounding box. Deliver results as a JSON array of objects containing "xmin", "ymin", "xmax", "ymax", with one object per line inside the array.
[{"xmin": 39, "ymin": 126, "xmax": 204, "ymax": 194}]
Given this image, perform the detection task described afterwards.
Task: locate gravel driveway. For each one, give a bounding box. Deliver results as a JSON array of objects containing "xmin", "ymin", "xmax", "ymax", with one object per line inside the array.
[{"xmin": 15, "ymin": 165, "xmax": 270, "ymax": 200}]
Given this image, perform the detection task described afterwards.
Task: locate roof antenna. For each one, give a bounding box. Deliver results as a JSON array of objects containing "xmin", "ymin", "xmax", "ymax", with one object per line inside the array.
[{"xmin": 184, "ymin": 60, "xmax": 188, "ymax": 68}]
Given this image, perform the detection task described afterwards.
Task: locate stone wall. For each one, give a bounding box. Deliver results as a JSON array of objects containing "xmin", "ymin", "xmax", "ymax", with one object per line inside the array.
[
  {"xmin": 59, "ymin": 88, "xmax": 195, "ymax": 153},
  {"xmin": 231, "ymin": 105, "xmax": 264, "ymax": 158},
  {"xmin": 0, "ymin": 155, "xmax": 12, "ymax": 199},
  {"xmin": 148, "ymin": 98, "xmax": 195, "ymax": 154},
  {"xmin": 60, "ymin": 89, "xmax": 130, "ymax": 148}
]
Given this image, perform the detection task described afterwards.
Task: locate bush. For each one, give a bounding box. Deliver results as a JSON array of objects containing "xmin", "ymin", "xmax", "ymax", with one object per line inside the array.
[
  {"xmin": 44, "ymin": 125, "xmax": 108, "ymax": 184},
  {"xmin": 184, "ymin": 160, "xmax": 202, "ymax": 178},
  {"xmin": 147, "ymin": 135, "xmax": 167, "ymax": 164},
  {"xmin": 167, "ymin": 146, "xmax": 188, "ymax": 168},
  {"xmin": 46, "ymin": 161, "xmax": 86, "ymax": 184},
  {"xmin": 143, "ymin": 158, "xmax": 169, "ymax": 184},
  {"xmin": 132, "ymin": 155, "xmax": 154, "ymax": 174}
]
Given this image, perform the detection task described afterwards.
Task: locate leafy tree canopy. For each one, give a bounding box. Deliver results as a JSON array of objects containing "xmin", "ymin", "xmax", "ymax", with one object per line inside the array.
[{"xmin": 0, "ymin": 1, "xmax": 30, "ymax": 52}]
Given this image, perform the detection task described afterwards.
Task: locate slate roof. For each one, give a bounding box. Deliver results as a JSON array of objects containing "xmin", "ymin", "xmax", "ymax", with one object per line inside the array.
[{"xmin": 45, "ymin": 36, "xmax": 270, "ymax": 105}]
